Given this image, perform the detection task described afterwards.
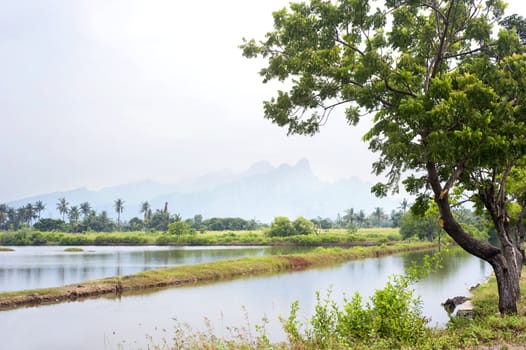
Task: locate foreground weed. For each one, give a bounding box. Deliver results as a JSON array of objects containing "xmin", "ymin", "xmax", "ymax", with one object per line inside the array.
[{"xmin": 147, "ymin": 310, "xmax": 277, "ymax": 350}]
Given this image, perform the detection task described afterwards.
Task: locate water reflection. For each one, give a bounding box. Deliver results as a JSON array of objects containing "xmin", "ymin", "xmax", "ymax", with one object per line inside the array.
[
  {"xmin": 0, "ymin": 246, "xmax": 312, "ymax": 292},
  {"xmin": 0, "ymin": 248, "xmax": 494, "ymax": 350}
]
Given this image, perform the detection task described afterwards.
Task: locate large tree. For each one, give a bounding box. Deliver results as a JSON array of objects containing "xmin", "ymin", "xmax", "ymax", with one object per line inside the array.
[{"xmin": 242, "ymin": 0, "xmax": 526, "ymax": 314}]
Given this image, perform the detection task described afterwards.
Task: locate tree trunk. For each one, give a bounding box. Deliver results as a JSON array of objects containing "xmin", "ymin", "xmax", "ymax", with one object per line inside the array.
[
  {"xmin": 439, "ymin": 206, "xmax": 521, "ymax": 314},
  {"xmin": 426, "ymin": 162, "xmax": 521, "ymax": 315},
  {"xmin": 489, "ymin": 245, "xmax": 522, "ymax": 314},
  {"xmin": 517, "ymin": 203, "xmax": 526, "ymax": 263}
]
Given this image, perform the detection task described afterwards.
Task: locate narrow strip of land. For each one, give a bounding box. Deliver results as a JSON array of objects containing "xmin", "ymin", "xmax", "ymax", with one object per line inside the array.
[{"xmin": 0, "ymin": 242, "xmax": 436, "ymax": 310}]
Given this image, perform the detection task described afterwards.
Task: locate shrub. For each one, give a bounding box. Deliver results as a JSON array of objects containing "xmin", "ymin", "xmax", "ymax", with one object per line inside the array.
[
  {"xmin": 93, "ymin": 234, "xmax": 147, "ymax": 245},
  {"xmin": 282, "ymin": 255, "xmax": 443, "ymax": 349},
  {"xmin": 293, "ymin": 216, "xmax": 316, "ymax": 235},
  {"xmin": 268, "ymin": 216, "xmax": 295, "ymax": 237},
  {"xmin": 346, "ymin": 223, "xmax": 358, "ymax": 234},
  {"xmin": 283, "ymin": 277, "xmax": 429, "ymax": 349},
  {"xmin": 156, "ymin": 234, "xmax": 176, "ymax": 245},
  {"xmin": 33, "ymin": 218, "xmax": 66, "ymax": 232},
  {"xmin": 29, "ymin": 232, "xmax": 46, "ymax": 245},
  {"xmin": 59, "ymin": 235, "xmax": 92, "ymax": 245},
  {"xmin": 168, "ymin": 221, "xmax": 192, "ymax": 236}
]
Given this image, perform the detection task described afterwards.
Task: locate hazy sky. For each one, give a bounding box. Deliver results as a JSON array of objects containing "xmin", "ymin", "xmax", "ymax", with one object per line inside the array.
[{"xmin": 2, "ymin": 0, "xmax": 526, "ymax": 202}]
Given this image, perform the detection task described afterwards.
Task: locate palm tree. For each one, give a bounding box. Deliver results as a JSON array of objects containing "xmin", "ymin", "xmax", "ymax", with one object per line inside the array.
[
  {"xmin": 373, "ymin": 207, "xmax": 384, "ymax": 227},
  {"xmin": 343, "ymin": 208, "xmax": 355, "ymax": 225},
  {"xmin": 24, "ymin": 203, "xmax": 36, "ymax": 227},
  {"xmin": 140, "ymin": 201, "xmax": 151, "ymax": 224},
  {"xmin": 56, "ymin": 197, "xmax": 69, "ymax": 221},
  {"xmin": 114, "ymin": 198, "xmax": 125, "ymax": 230},
  {"xmin": 0, "ymin": 204, "xmax": 8, "ymax": 230},
  {"xmin": 69, "ymin": 206, "xmax": 80, "ymax": 224},
  {"xmin": 16, "ymin": 207, "xmax": 26, "ymax": 229},
  {"xmin": 80, "ymin": 202, "xmax": 91, "ymax": 220},
  {"xmin": 34, "ymin": 201, "xmax": 45, "ymax": 221},
  {"xmin": 356, "ymin": 210, "xmax": 366, "ymax": 228},
  {"xmin": 6, "ymin": 207, "xmax": 16, "ymax": 229},
  {"xmin": 99, "ymin": 210, "xmax": 112, "ymax": 231}
]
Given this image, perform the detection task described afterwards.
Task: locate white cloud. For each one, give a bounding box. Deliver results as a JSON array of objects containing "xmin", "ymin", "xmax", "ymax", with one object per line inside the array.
[{"xmin": 4, "ymin": 0, "xmax": 523, "ymax": 201}]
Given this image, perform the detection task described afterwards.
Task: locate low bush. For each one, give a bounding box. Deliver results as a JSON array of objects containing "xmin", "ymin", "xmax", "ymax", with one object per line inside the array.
[
  {"xmin": 59, "ymin": 235, "xmax": 92, "ymax": 245},
  {"xmin": 93, "ymin": 234, "xmax": 148, "ymax": 245},
  {"xmin": 283, "ymin": 275, "xmax": 430, "ymax": 349}
]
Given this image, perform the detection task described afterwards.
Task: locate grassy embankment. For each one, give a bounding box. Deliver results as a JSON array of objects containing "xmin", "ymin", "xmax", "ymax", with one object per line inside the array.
[
  {"xmin": 0, "ymin": 241, "xmax": 433, "ymax": 310},
  {"xmin": 143, "ymin": 263, "xmax": 526, "ymax": 350},
  {"xmin": 0, "ymin": 227, "xmax": 402, "ymax": 246}
]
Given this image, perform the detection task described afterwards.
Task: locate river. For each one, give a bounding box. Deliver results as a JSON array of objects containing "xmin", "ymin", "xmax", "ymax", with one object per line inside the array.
[
  {"xmin": 0, "ymin": 247, "xmax": 492, "ymax": 350},
  {"xmin": 0, "ymin": 245, "xmax": 311, "ymax": 292}
]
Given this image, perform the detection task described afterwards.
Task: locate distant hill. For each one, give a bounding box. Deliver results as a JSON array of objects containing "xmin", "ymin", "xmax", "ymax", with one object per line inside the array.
[{"xmin": 7, "ymin": 159, "xmax": 398, "ymax": 222}]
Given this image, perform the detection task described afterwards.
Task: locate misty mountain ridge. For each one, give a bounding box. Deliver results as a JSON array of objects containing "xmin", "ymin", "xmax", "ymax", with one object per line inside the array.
[{"xmin": 7, "ymin": 159, "xmax": 397, "ymax": 222}]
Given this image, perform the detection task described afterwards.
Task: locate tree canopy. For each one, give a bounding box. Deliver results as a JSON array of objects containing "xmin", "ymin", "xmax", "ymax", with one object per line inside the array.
[{"xmin": 242, "ymin": 0, "xmax": 526, "ymax": 314}]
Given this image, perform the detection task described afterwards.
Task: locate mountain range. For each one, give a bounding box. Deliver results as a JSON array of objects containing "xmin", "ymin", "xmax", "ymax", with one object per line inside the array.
[{"xmin": 7, "ymin": 159, "xmax": 398, "ymax": 222}]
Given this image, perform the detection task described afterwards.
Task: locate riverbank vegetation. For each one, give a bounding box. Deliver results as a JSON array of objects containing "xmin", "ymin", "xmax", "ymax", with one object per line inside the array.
[
  {"xmin": 1, "ymin": 199, "xmax": 404, "ymax": 234},
  {"xmin": 0, "ymin": 227, "xmax": 405, "ymax": 246},
  {"xmin": 2, "ymin": 196, "xmax": 482, "ymax": 238},
  {"xmin": 0, "ymin": 197, "xmax": 489, "ymax": 250},
  {"xmin": 0, "ymin": 242, "xmax": 435, "ymax": 310},
  {"xmin": 146, "ymin": 264, "xmax": 526, "ymax": 350},
  {"xmin": 429, "ymin": 270, "xmax": 526, "ymax": 349}
]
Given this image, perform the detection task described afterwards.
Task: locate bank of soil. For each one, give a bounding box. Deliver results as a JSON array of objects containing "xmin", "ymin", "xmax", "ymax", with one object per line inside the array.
[{"xmin": 0, "ymin": 242, "xmax": 435, "ymax": 310}]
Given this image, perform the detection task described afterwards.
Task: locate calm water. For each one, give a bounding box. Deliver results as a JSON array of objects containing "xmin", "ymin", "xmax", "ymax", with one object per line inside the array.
[
  {"xmin": 0, "ymin": 245, "xmax": 311, "ymax": 292},
  {"xmin": 0, "ymin": 248, "xmax": 492, "ymax": 350}
]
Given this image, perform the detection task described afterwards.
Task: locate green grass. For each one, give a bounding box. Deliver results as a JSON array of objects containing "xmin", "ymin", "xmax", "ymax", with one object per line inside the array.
[
  {"xmin": 427, "ymin": 269, "xmax": 526, "ymax": 349},
  {"xmin": 0, "ymin": 227, "xmax": 404, "ymax": 246},
  {"xmin": 63, "ymin": 247, "xmax": 83, "ymax": 252},
  {"xmin": 157, "ymin": 227, "xmax": 402, "ymax": 246},
  {"xmin": 0, "ymin": 247, "xmax": 14, "ymax": 252}
]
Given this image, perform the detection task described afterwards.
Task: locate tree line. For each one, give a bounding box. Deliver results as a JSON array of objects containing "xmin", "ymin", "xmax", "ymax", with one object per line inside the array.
[
  {"xmin": 0, "ymin": 196, "xmax": 425, "ymax": 233},
  {"xmin": 0, "ymin": 197, "xmax": 263, "ymax": 233},
  {"xmin": 1, "ymin": 195, "xmax": 491, "ymax": 243}
]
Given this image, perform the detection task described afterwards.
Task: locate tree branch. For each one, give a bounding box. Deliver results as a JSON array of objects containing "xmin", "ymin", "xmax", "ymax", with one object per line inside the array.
[
  {"xmin": 336, "ymin": 37, "xmax": 365, "ymax": 56},
  {"xmin": 384, "ymin": 79, "xmax": 417, "ymax": 98},
  {"xmin": 439, "ymin": 160, "xmax": 467, "ymax": 199},
  {"xmin": 425, "ymin": 0, "xmax": 455, "ymax": 92},
  {"xmin": 442, "ymin": 46, "xmax": 487, "ymax": 60},
  {"xmin": 422, "ymin": 1, "xmax": 447, "ymax": 23}
]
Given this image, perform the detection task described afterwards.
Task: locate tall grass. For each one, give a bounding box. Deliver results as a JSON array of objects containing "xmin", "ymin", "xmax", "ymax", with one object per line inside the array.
[{"xmin": 0, "ymin": 227, "xmax": 403, "ymax": 246}]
